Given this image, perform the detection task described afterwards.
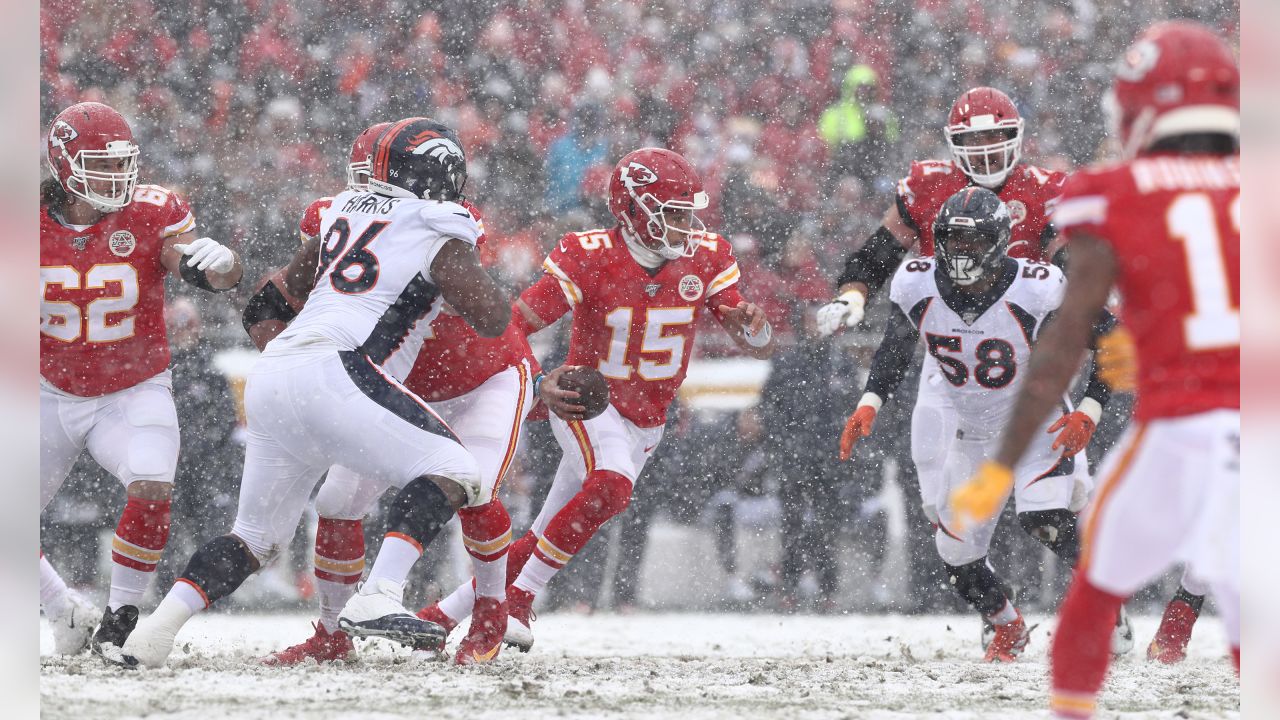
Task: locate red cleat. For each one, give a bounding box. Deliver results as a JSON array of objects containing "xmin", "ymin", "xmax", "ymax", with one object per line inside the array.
[
  {"xmin": 983, "ymin": 610, "xmax": 1030, "ymax": 663},
  {"xmin": 1147, "ymin": 598, "xmax": 1198, "ymax": 664},
  {"xmin": 455, "ymin": 596, "xmax": 507, "ymax": 665},
  {"xmin": 415, "ymin": 603, "xmax": 460, "ymax": 636},
  {"xmin": 504, "ymin": 586, "xmax": 536, "ymax": 652},
  {"xmin": 260, "ymin": 622, "xmax": 354, "ymax": 666}
]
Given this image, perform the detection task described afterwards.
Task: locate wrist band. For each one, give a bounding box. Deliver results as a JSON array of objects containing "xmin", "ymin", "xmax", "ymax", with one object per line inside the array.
[{"xmin": 743, "ymin": 320, "xmax": 772, "ymax": 348}]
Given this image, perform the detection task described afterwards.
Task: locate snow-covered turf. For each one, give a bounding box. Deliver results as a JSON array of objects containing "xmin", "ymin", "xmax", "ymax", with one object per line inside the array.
[{"xmin": 40, "ymin": 612, "xmax": 1238, "ymax": 719}]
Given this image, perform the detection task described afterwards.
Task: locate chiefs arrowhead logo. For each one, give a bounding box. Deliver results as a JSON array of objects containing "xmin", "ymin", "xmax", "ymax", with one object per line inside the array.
[
  {"xmin": 620, "ymin": 161, "xmax": 658, "ymax": 190},
  {"xmin": 50, "ymin": 120, "xmax": 78, "ymax": 148}
]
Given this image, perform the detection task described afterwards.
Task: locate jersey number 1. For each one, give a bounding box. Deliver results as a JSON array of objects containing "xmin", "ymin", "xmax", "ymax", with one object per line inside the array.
[{"xmin": 1167, "ymin": 193, "xmax": 1240, "ymax": 350}]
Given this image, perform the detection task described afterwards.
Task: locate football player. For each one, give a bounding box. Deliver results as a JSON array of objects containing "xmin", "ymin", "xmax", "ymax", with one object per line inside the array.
[
  {"xmin": 246, "ymin": 124, "xmax": 537, "ymax": 666},
  {"xmin": 115, "ymin": 118, "xmax": 511, "ymax": 668},
  {"xmin": 814, "ymin": 89, "xmax": 1075, "ymax": 607},
  {"xmin": 417, "ymin": 147, "xmax": 776, "ymax": 651},
  {"xmin": 40, "ymin": 102, "xmax": 243, "ymax": 661},
  {"xmin": 839, "ymin": 187, "xmax": 1123, "ymax": 662},
  {"xmin": 949, "ymin": 21, "xmax": 1239, "ymax": 717}
]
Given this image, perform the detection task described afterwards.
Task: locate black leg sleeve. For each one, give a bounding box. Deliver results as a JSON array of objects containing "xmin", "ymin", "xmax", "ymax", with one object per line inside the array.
[
  {"xmin": 945, "ymin": 558, "xmax": 1011, "ymax": 617},
  {"xmin": 179, "ymin": 535, "xmax": 260, "ymax": 606},
  {"xmin": 835, "ymin": 226, "xmax": 909, "ymax": 293},
  {"xmin": 386, "ymin": 477, "xmax": 457, "ymax": 549}
]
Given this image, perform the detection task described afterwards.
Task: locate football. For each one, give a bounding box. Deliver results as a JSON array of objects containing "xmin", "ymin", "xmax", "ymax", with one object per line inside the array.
[{"xmin": 556, "ymin": 365, "xmax": 610, "ymax": 420}]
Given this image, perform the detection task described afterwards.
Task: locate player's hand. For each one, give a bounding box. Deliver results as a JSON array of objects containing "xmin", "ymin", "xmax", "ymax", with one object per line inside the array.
[
  {"xmin": 815, "ymin": 290, "xmax": 866, "ymax": 337},
  {"xmin": 1047, "ymin": 411, "xmax": 1097, "ymax": 457},
  {"xmin": 949, "ymin": 461, "xmax": 1014, "ymax": 531},
  {"xmin": 717, "ymin": 301, "xmax": 768, "ymax": 336},
  {"xmin": 174, "ymin": 237, "xmax": 236, "ymax": 273},
  {"xmin": 540, "ymin": 365, "xmax": 588, "ymax": 422},
  {"xmin": 838, "ymin": 405, "xmax": 877, "ymax": 460}
]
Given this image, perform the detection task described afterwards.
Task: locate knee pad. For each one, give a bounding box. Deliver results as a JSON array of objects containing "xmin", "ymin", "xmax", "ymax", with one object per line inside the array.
[
  {"xmin": 1018, "ymin": 509, "xmax": 1080, "ymax": 566},
  {"xmin": 121, "ymin": 389, "xmax": 180, "ymax": 483},
  {"xmin": 581, "ymin": 470, "xmax": 632, "ymax": 525},
  {"xmin": 315, "ymin": 469, "xmax": 382, "ymax": 520},
  {"xmin": 945, "ymin": 558, "xmax": 1009, "ymax": 617},
  {"xmin": 387, "ymin": 476, "xmax": 457, "ymax": 547},
  {"xmin": 181, "ymin": 534, "xmax": 260, "ymax": 606}
]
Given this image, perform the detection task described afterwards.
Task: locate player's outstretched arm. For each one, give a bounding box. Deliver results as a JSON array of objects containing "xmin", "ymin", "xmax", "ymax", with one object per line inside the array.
[
  {"xmin": 840, "ymin": 305, "xmax": 918, "ymax": 460},
  {"xmin": 817, "ymin": 204, "xmax": 916, "ymax": 336},
  {"xmin": 162, "ymin": 231, "xmax": 244, "ymax": 291},
  {"xmin": 716, "ymin": 300, "xmax": 776, "ymax": 359},
  {"xmin": 514, "ymin": 273, "xmax": 573, "ymax": 337},
  {"xmin": 241, "ymin": 238, "xmax": 320, "ymax": 351},
  {"xmin": 431, "ymin": 238, "xmax": 510, "ymax": 337},
  {"xmin": 951, "ymin": 232, "xmax": 1118, "ymax": 527}
]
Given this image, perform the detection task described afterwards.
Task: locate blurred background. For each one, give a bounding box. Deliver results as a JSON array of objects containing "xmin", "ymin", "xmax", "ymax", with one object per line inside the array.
[{"xmin": 39, "ymin": 0, "xmax": 1237, "ymax": 617}]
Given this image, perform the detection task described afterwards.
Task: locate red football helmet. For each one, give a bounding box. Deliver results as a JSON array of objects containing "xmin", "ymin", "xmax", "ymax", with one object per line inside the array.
[
  {"xmin": 607, "ymin": 147, "xmax": 709, "ymax": 260},
  {"xmin": 944, "ymin": 87, "xmax": 1024, "ymax": 188},
  {"xmin": 46, "ymin": 102, "xmax": 140, "ymax": 212},
  {"xmin": 346, "ymin": 121, "xmax": 394, "ymax": 191},
  {"xmin": 1107, "ymin": 20, "xmax": 1239, "ymax": 158}
]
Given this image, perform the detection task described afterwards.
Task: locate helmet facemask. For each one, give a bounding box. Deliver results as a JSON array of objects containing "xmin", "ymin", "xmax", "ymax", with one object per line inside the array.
[
  {"xmin": 935, "ymin": 226, "xmax": 1006, "ymax": 286},
  {"xmin": 629, "ymin": 190, "xmax": 709, "ymax": 260},
  {"xmin": 946, "ymin": 123, "xmax": 1023, "ymax": 188},
  {"xmin": 346, "ymin": 158, "xmax": 372, "ymax": 191},
  {"xmin": 53, "ymin": 141, "xmax": 140, "ymax": 212}
]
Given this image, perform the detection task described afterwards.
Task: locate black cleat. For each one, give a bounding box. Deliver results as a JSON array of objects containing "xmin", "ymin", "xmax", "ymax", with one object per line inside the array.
[{"xmin": 91, "ymin": 605, "xmax": 139, "ymax": 665}]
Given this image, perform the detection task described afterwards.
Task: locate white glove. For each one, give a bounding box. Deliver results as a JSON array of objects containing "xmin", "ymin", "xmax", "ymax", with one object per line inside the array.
[
  {"xmin": 815, "ymin": 290, "xmax": 866, "ymax": 336},
  {"xmin": 174, "ymin": 237, "xmax": 236, "ymax": 273}
]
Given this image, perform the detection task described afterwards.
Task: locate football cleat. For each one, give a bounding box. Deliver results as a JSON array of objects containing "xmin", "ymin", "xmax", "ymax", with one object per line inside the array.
[
  {"xmin": 113, "ymin": 602, "xmax": 190, "ymax": 669},
  {"xmin": 1112, "ymin": 604, "xmax": 1135, "ymax": 656},
  {"xmin": 415, "ymin": 602, "xmax": 460, "ymax": 636},
  {"xmin": 503, "ymin": 586, "xmax": 536, "ymax": 652},
  {"xmin": 91, "ymin": 605, "xmax": 139, "ymax": 665},
  {"xmin": 47, "ymin": 590, "xmax": 101, "ymax": 655},
  {"xmin": 338, "ymin": 579, "xmax": 445, "ymax": 650},
  {"xmin": 455, "ymin": 596, "xmax": 507, "ymax": 665},
  {"xmin": 983, "ymin": 610, "xmax": 1030, "ymax": 663},
  {"xmin": 1147, "ymin": 598, "xmax": 1199, "ymax": 664},
  {"xmin": 260, "ymin": 621, "xmax": 354, "ymax": 666}
]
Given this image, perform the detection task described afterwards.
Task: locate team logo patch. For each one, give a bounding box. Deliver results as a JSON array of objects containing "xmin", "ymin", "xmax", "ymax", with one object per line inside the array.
[
  {"xmin": 678, "ymin": 275, "xmax": 703, "ymax": 301},
  {"xmin": 108, "ymin": 230, "xmax": 136, "ymax": 256},
  {"xmin": 1006, "ymin": 200, "xmax": 1027, "ymax": 227},
  {"xmin": 644, "ymin": 283, "xmax": 661, "ymax": 297},
  {"xmin": 50, "ymin": 120, "xmax": 78, "ymax": 148}
]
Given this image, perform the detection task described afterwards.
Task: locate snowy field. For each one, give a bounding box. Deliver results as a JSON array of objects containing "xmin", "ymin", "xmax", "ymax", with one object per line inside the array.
[{"xmin": 41, "ymin": 612, "xmax": 1238, "ymax": 719}]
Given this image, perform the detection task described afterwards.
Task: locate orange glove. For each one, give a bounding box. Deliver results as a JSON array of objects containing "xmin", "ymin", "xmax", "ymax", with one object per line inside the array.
[
  {"xmin": 839, "ymin": 405, "xmax": 878, "ymax": 461},
  {"xmin": 949, "ymin": 461, "xmax": 1014, "ymax": 531},
  {"xmin": 1047, "ymin": 397, "xmax": 1103, "ymax": 457}
]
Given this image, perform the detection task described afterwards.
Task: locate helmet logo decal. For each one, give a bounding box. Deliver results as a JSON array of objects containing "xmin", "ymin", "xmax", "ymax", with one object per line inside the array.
[
  {"xmin": 50, "ymin": 120, "xmax": 78, "ymax": 148},
  {"xmin": 1116, "ymin": 40, "xmax": 1160, "ymax": 82},
  {"xmin": 407, "ymin": 131, "xmax": 464, "ymax": 163},
  {"xmin": 621, "ymin": 161, "xmax": 659, "ymax": 189},
  {"xmin": 678, "ymin": 275, "xmax": 704, "ymax": 301}
]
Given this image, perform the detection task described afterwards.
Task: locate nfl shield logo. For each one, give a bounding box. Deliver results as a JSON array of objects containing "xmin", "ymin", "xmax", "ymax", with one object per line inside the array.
[
  {"xmin": 71, "ymin": 236, "xmax": 89, "ymax": 250},
  {"xmin": 644, "ymin": 283, "xmax": 661, "ymax": 297}
]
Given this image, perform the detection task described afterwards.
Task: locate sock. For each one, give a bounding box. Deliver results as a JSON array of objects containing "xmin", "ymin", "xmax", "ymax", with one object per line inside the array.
[
  {"xmin": 459, "ymin": 501, "xmax": 512, "ymax": 599},
  {"xmin": 512, "ymin": 471, "xmax": 632, "ymax": 597},
  {"xmin": 1231, "ymin": 646, "xmax": 1239, "ymax": 673},
  {"xmin": 170, "ymin": 579, "xmax": 209, "ymax": 614},
  {"xmin": 439, "ymin": 529, "xmax": 538, "ymax": 622},
  {"xmin": 438, "ymin": 579, "xmax": 479, "ymax": 623},
  {"xmin": 40, "ymin": 554, "xmax": 70, "ymax": 618},
  {"xmin": 989, "ymin": 599, "xmax": 1019, "ymax": 625},
  {"xmin": 314, "ymin": 517, "xmax": 365, "ymax": 631},
  {"xmin": 365, "ymin": 534, "xmax": 422, "ymax": 587},
  {"xmin": 109, "ymin": 497, "xmax": 172, "ymax": 610},
  {"xmin": 1050, "ymin": 575, "xmax": 1125, "ymax": 719},
  {"xmin": 1174, "ymin": 584, "xmax": 1206, "ymax": 614},
  {"xmin": 506, "ymin": 530, "xmax": 537, "ymax": 586}
]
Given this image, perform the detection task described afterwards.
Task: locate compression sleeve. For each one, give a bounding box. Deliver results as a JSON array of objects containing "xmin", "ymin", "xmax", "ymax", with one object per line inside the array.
[
  {"xmin": 835, "ymin": 226, "xmax": 909, "ymax": 293},
  {"xmin": 863, "ymin": 304, "xmax": 921, "ymax": 399}
]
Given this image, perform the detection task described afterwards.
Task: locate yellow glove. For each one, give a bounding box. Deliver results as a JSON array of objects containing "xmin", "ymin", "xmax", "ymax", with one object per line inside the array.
[{"xmin": 949, "ymin": 461, "xmax": 1015, "ymax": 531}]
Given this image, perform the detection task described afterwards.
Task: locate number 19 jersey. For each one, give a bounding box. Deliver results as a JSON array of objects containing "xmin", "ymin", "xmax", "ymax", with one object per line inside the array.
[
  {"xmin": 269, "ymin": 190, "xmax": 481, "ymax": 378},
  {"xmin": 889, "ymin": 257, "xmax": 1065, "ymax": 432}
]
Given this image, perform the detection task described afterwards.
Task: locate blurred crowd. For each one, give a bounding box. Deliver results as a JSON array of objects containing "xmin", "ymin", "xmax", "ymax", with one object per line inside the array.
[{"xmin": 41, "ymin": 0, "xmax": 1235, "ymax": 614}]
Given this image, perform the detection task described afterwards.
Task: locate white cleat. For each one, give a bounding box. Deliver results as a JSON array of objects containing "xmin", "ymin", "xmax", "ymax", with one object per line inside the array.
[
  {"xmin": 503, "ymin": 615, "xmax": 534, "ymax": 652},
  {"xmin": 47, "ymin": 590, "xmax": 101, "ymax": 655},
  {"xmin": 338, "ymin": 579, "xmax": 445, "ymax": 650},
  {"xmin": 1111, "ymin": 604, "xmax": 1135, "ymax": 656},
  {"xmin": 114, "ymin": 596, "xmax": 195, "ymax": 669}
]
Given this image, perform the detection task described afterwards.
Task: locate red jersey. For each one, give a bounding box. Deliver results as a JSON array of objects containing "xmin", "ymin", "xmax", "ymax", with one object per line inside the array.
[
  {"xmin": 521, "ymin": 227, "xmax": 746, "ymax": 428},
  {"xmin": 896, "ymin": 160, "xmax": 1067, "ymax": 259},
  {"xmin": 296, "ymin": 195, "xmax": 525, "ymax": 400},
  {"xmin": 40, "ymin": 184, "xmax": 195, "ymax": 396},
  {"xmin": 1053, "ymin": 153, "xmax": 1240, "ymax": 421}
]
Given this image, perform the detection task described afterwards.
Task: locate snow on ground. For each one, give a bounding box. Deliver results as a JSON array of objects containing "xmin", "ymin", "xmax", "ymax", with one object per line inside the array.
[{"xmin": 41, "ymin": 612, "xmax": 1238, "ymax": 719}]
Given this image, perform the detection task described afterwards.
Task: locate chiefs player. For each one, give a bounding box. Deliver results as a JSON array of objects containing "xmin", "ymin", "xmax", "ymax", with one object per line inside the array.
[
  {"xmin": 40, "ymin": 102, "xmax": 243, "ymax": 661},
  {"xmin": 417, "ymin": 147, "xmax": 775, "ymax": 650},
  {"xmin": 950, "ymin": 21, "xmax": 1239, "ymax": 718},
  {"xmin": 245, "ymin": 123, "xmax": 535, "ymax": 666}
]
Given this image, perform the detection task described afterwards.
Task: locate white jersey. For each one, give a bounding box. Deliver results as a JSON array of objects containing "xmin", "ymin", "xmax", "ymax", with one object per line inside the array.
[
  {"xmin": 268, "ymin": 190, "xmax": 481, "ymax": 378},
  {"xmin": 888, "ymin": 257, "xmax": 1065, "ymax": 433}
]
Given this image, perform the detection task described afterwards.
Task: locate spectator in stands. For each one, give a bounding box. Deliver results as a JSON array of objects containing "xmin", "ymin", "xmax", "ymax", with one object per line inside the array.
[
  {"xmin": 544, "ymin": 102, "xmax": 610, "ymax": 214},
  {"xmin": 819, "ymin": 64, "xmax": 899, "ymax": 185}
]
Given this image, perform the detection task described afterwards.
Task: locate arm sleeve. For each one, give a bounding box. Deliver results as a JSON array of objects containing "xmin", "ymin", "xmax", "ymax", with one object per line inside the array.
[
  {"xmin": 834, "ymin": 225, "xmax": 908, "ymax": 293},
  {"xmin": 863, "ymin": 304, "xmax": 920, "ymax": 399}
]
